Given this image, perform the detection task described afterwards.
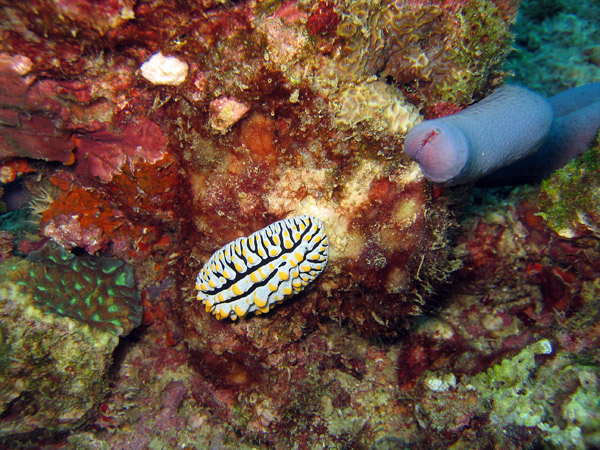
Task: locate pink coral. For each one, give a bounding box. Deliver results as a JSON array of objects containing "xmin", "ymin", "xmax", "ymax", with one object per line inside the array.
[
  {"xmin": 73, "ymin": 118, "xmax": 167, "ymax": 181},
  {"xmin": 0, "ymin": 54, "xmax": 76, "ymax": 163},
  {"xmin": 208, "ymin": 96, "xmax": 250, "ymax": 133},
  {"xmin": 43, "ymin": 214, "xmax": 106, "ymax": 254}
]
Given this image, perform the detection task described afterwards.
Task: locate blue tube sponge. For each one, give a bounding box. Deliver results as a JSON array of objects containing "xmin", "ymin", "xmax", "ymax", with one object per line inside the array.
[{"xmin": 404, "ymin": 83, "xmax": 600, "ymax": 186}]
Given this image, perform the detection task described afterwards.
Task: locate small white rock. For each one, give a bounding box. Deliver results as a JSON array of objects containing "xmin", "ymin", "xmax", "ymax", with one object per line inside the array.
[
  {"xmin": 534, "ymin": 338, "xmax": 553, "ymax": 355},
  {"xmin": 140, "ymin": 52, "xmax": 188, "ymax": 86},
  {"xmin": 425, "ymin": 377, "xmax": 444, "ymax": 392},
  {"xmin": 425, "ymin": 373, "xmax": 457, "ymax": 392}
]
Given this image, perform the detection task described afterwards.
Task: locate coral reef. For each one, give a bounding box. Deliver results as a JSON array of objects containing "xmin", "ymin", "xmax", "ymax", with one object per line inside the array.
[
  {"xmin": 392, "ymin": 184, "xmax": 600, "ymax": 449},
  {"xmin": 416, "ymin": 337, "xmax": 600, "ymax": 449},
  {"xmin": 166, "ymin": 0, "xmax": 516, "ymax": 429},
  {"xmin": 469, "ymin": 339, "xmax": 600, "ymax": 449},
  {"xmin": 0, "ymin": 257, "xmax": 122, "ymax": 441},
  {"xmin": 331, "ymin": 0, "xmax": 513, "ymax": 104},
  {"xmin": 0, "ymin": 0, "xmax": 518, "ymax": 337},
  {"xmin": 537, "ymin": 138, "xmax": 600, "ymax": 238},
  {"xmin": 5, "ymin": 0, "xmax": 599, "ymax": 449}
]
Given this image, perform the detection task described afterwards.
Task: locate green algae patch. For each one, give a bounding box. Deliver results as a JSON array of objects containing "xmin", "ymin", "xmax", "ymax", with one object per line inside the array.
[
  {"xmin": 471, "ymin": 339, "xmax": 553, "ymax": 428},
  {"xmin": 445, "ymin": 0, "xmax": 514, "ymax": 102},
  {"xmin": 537, "ymin": 141, "xmax": 600, "ymax": 238},
  {"xmin": 471, "ymin": 339, "xmax": 600, "ymax": 449}
]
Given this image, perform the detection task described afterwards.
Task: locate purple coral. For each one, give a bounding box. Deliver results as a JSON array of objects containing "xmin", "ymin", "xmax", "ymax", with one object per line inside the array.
[
  {"xmin": 155, "ymin": 381, "xmax": 187, "ymax": 432},
  {"xmin": 404, "ymin": 83, "xmax": 600, "ymax": 186},
  {"xmin": 404, "ymin": 84, "xmax": 553, "ymax": 185}
]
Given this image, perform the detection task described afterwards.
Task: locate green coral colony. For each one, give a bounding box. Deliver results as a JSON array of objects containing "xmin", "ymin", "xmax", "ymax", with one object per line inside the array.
[
  {"xmin": 9, "ymin": 244, "xmax": 142, "ymax": 336},
  {"xmin": 196, "ymin": 216, "xmax": 329, "ymax": 320}
]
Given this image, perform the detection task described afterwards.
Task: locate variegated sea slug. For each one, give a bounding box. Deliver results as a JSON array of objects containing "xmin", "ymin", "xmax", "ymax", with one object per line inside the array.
[{"xmin": 196, "ymin": 215, "xmax": 329, "ymax": 320}]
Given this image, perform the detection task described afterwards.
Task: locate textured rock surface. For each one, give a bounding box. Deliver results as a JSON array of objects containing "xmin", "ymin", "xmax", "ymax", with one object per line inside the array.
[{"xmin": 537, "ymin": 138, "xmax": 600, "ymax": 238}]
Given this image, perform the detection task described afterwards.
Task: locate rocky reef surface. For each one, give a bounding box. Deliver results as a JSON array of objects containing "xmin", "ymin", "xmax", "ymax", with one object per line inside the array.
[{"xmin": 0, "ymin": 0, "xmax": 598, "ymax": 449}]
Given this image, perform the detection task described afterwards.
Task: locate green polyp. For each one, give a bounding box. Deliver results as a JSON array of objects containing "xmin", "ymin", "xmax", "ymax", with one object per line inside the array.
[
  {"xmin": 102, "ymin": 263, "xmax": 120, "ymax": 274},
  {"xmin": 16, "ymin": 242, "xmax": 142, "ymax": 337},
  {"xmin": 71, "ymin": 259, "xmax": 82, "ymax": 272},
  {"xmin": 115, "ymin": 272, "xmax": 128, "ymax": 287}
]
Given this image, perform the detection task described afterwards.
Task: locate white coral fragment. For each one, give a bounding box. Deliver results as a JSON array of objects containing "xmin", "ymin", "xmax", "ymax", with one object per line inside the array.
[{"xmin": 140, "ymin": 52, "xmax": 188, "ymax": 86}]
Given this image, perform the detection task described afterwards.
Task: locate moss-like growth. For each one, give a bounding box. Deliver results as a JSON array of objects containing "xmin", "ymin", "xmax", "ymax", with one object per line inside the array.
[
  {"xmin": 472, "ymin": 339, "xmax": 600, "ymax": 449},
  {"xmin": 446, "ymin": 0, "xmax": 513, "ymax": 101},
  {"xmin": 537, "ymin": 140, "xmax": 600, "ymax": 238},
  {"xmin": 472, "ymin": 339, "xmax": 553, "ymax": 428},
  {"xmin": 332, "ymin": 0, "xmax": 514, "ymax": 105}
]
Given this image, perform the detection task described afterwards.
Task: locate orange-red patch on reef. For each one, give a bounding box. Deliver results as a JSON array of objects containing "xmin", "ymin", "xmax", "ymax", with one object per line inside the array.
[
  {"xmin": 106, "ymin": 153, "xmax": 180, "ymax": 221},
  {"xmin": 0, "ymin": 158, "xmax": 36, "ymax": 183},
  {"xmin": 41, "ymin": 188, "xmax": 118, "ymax": 231},
  {"xmin": 238, "ymin": 113, "xmax": 278, "ymax": 168}
]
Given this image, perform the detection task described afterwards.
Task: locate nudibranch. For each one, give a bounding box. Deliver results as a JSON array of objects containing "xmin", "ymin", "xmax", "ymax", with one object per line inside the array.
[{"xmin": 195, "ymin": 216, "xmax": 329, "ymax": 320}]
